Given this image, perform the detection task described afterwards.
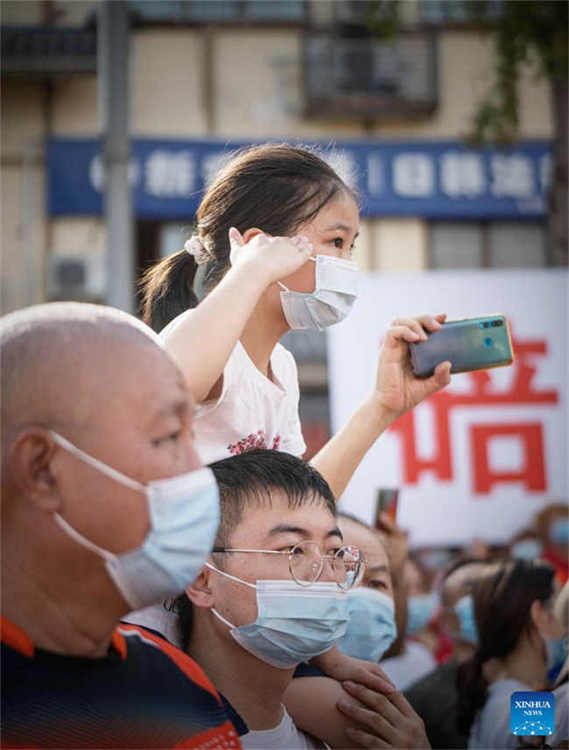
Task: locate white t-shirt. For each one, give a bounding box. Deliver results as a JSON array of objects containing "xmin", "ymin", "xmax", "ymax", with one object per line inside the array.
[
  {"xmin": 241, "ymin": 707, "xmax": 326, "ymax": 749},
  {"xmin": 380, "ymin": 640, "xmax": 436, "ymax": 691},
  {"xmin": 161, "ymin": 313, "xmax": 306, "ymax": 464},
  {"xmin": 468, "ymin": 678, "xmax": 529, "ymax": 749}
]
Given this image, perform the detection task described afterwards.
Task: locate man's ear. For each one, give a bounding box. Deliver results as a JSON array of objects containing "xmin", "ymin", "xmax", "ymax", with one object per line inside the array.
[
  {"xmin": 8, "ymin": 428, "xmax": 62, "ymax": 512},
  {"xmin": 186, "ymin": 565, "xmax": 216, "ymax": 609},
  {"xmin": 242, "ymin": 227, "xmax": 266, "ymax": 243}
]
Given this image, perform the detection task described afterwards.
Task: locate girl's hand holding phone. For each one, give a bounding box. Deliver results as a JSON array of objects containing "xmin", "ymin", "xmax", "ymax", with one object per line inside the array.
[
  {"xmin": 374, "ymin": 313, "xmax": 452, "ymax": 420},
  {"xmin": 228, "ymin": 227, "xmax": 313, "ymax": 285}
]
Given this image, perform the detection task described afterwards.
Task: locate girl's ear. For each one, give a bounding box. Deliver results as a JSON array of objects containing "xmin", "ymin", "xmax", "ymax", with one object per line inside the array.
[
  {"xmin": 185, "ymin": 566, "xmax": 215, "ymax": 609},
  {"xmin": 242, "ymin": 227, "xmax": 265, "ymax": 243}
]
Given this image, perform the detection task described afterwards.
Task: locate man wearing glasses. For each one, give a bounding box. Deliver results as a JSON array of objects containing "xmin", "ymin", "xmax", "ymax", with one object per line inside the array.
[{"xmin": 172, "ymin": 449, "xmax": 430, "ymax": 749}]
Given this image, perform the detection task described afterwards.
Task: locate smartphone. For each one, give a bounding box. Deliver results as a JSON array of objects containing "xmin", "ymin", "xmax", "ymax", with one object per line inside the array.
[
  {"xmin": 409, "ymin": 315, "xmax": 514, "ymax": 378},
  {"xmin": 375, "ymin": 488, "xmax": 399, "ymax": 526}
]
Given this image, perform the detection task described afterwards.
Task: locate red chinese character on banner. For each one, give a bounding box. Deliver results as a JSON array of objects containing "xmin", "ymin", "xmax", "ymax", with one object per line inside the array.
[
  {"xmin": 470, "ymin": 423, "xmax": 546, "ymax": 493},
  {"xmin": 389, "ymin": 335, "xmax": 558, "ymax": 492}
]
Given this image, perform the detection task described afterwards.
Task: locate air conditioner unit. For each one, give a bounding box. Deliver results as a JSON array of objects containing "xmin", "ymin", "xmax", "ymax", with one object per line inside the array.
[{"xmin": 46, "ymin": 253, "xmax": 105, "ymax": 301}]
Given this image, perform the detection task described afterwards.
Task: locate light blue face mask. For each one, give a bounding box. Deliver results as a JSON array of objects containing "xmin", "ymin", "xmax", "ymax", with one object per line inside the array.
[
  {"xmin": 454, "ymin": 594, "xmax": 478, "ymax": 645},
  {"xmin": 337, "ymin": 587, "xmax": 397, "ymax": 663},
  {"xmin": 512, "ymin": 539, "xmax": 543, "ymax": 560},
  {"xmin": 550, "ymin": 518, "xmax": 569, "ymax": 545},
  {"xmin": 206, "ymin": 564, "xmax": 349, "ymax": 668},
  {"xmin": 407, "ymin": 592, "xmax": 439, "ymax": 635},
  {"xmin": 50, "ymin": 431, "xmax": 220, "ymax": 611}
]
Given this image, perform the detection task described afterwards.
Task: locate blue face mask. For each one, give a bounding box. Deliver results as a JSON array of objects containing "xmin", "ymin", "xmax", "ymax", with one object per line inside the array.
[
  {"xmin": 337, "ymin": 587, "xmax": 397, "ymax": 663},
  {"xmin": 455, "ymin": 594, "xmax": 478, "ymax": 645},
  {"xmin": 206, "ymin": 565, "xmax": 349, "ymax": 669},
  {"xmin": 420, "ymin": 549, "xmax": 452, "ymax": 572},
  {"xmin": 50, "ymin": 431, "xmax": 220, "ymax": 611},
  {"xmin": 512, "ymin": 539, "xmax": 543, "ymax": 560},
  {"xmin": 550, "ymin": 519, "xmax": 569, "ymax": 545},
  {"xmin": 407, "ymin": 592, "xmax": 439, "ymax": 635}
]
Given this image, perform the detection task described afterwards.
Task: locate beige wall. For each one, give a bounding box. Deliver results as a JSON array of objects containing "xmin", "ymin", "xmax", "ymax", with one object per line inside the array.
[
  {"xmin": 372, "ymin": 32, "xmax": 553, "ymax": 138},
  {"xmin": 1, "ymin": 82, "xmax": 47, "ymax": 314},
  {"xmin": 44, "ymin": 28, "xmax": 553, "ymax": 141}
]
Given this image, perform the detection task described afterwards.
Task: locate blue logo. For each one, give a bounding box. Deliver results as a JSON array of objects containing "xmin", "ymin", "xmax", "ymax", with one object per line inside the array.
[{"xmin": 510, "ymin": 691, "xmax": 555, "ymax": 736}]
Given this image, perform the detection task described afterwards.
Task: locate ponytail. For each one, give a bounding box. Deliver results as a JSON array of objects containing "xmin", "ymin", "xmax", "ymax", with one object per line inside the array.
[
  {"xmin": 457, "ymin": 654, "xmax": 489, "ymax": 736},
  {"xmin": 139, "ymin": 249, "xmax": 199, "ymax": 332}
]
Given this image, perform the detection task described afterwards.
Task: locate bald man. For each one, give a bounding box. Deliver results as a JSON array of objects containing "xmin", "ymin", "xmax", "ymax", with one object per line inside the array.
[{"xmin": 1, "ymin": 302, "xmax": 241, "ymax": 749}]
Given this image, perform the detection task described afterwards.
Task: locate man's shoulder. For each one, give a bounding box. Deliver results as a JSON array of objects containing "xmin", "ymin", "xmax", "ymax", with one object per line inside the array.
[
  {"xmin": 117, "ymin": 623, "xmax": 220, "ymax": 697},
  {"xmin": 2, "ymin": 621, "xmax": 242, "ymax": 749}
]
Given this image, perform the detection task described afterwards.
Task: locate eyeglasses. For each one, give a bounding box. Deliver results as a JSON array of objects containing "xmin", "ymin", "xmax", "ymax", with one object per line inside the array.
[{"xmin": 212, "ymin": 540, "xmax": 364, "ymax": 590}]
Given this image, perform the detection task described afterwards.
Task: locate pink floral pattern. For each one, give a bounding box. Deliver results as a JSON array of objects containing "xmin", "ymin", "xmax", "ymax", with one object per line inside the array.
[{"xmin": 228, "ymin": 430, "xmax": 281, "ymax": 455}]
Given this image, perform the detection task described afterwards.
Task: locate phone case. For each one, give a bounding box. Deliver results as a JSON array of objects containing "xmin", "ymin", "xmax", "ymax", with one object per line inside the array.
[{"xmin": 409, "ymin": 315, "xmax": 515, "ymax": 378}]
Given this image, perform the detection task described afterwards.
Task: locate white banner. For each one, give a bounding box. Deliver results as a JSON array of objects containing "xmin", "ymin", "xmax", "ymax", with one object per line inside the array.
[{"xmin": 327, "ymin": 269, "xmax": 568, "ymax": 547}]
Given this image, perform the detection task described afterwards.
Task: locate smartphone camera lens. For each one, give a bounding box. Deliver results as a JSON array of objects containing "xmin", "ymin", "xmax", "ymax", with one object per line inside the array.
[
  {"xmin": 483, "ymin": 322, "xmax": 490, "ymax": 328},
  {"xmin": 491, "ymin": 319, "xmax": 503, "ymax": 327}
]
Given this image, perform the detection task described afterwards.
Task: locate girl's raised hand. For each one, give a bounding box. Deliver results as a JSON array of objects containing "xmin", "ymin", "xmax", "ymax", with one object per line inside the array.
[
  {"xmin": 374, "ymin": 313, "xmax": 452, "ymax": 419},
  {"xmin": 228, "ymin": 227, "xmax": 313, "ymax": 285}
]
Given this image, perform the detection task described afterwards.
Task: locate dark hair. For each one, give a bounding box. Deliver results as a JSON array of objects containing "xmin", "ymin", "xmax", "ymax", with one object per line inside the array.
[
  {"xmin": 456, "ymin": 559, "xmax": 556, "ymax": 735},
  {"xmin": 139, "ymin": 143, "xmax": 356, "ymax": 332},
  {"xmin": 171, "ymin": 448, "xmax": 337, "ymax": 650}
]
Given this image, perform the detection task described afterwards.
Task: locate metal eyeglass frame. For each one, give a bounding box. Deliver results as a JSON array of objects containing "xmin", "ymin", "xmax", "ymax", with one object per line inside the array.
[{"xmin": 211, "ymin": 540, "xmax": 364, "ymax": 590}]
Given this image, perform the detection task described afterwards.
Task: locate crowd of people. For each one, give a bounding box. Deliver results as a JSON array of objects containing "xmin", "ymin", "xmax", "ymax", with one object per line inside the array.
[{"xmin": 2, "ymin": 143, "xmax": 567, "ymax": 749}]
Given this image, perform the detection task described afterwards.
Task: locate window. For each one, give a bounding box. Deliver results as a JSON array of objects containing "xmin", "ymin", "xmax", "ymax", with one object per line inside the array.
[
  {"xmin": 303, "ymin": 31, "xmax": 437, "ymax": 119},
  {"xmin": 421, "ymin": 0, "xmax": 503, "ymax": 25},
  {"xmin": 129, "ymin": 1, "xmax": 306, "ymax": 24},
  {"xmin": 429, "ymin": 221, "xmax": 548, "ymax": 268}
]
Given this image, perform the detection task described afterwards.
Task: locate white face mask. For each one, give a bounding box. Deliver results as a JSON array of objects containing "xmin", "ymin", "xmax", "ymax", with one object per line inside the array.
[
  {"xmin": 205, "ymin": 563, "xmax": 348, "ymax": 668},
  {"xmin": 50, "ymin": 431, "xmax": 220, "ymax": 611},
  {"xmin": 278, "ymin": 255, "xmax": 358, "ymax": 331}
]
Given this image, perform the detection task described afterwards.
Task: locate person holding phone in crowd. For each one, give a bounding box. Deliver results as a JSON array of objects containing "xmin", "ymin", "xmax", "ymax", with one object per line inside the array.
[
  {"xmin": 136, "ymin": 142, "xmax": 451, "ymax": 685},
  {"xmin": 139, "ymin": 143, "xmax": 452, "ymax": 501}
]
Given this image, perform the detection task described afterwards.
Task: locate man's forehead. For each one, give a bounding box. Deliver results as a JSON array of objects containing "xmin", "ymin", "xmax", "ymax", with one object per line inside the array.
[{"xmin": 235, "ymin": 493, "xmax": 337, "ymax": 534}]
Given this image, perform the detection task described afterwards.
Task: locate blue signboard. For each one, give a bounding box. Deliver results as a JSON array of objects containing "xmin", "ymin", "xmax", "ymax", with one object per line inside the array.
[{"xmin": 47, "ymin": 137, "xmax": 552, "ymax": 220}]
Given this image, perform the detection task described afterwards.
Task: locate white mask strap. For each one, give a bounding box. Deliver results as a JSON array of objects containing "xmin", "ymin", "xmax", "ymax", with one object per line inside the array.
[
  {"xmin": 205, "ymin": 561, "xmax": 256, "ymax": 590},
  {"xmin": 211, "ymin": 607, "xmax": 236, "ymax": 630},
  {"xmin": 53, "ymin": 513, "xmax": 114, "ymax": 562},
  {"xmin": 50, "ymin": 431, "xmax": 144, "ymax": 493}
]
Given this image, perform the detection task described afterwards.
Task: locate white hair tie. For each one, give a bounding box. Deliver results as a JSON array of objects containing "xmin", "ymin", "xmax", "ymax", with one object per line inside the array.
[{"xmin": 184, "ymin": 234, "xmax": 210, "ymax": 265}]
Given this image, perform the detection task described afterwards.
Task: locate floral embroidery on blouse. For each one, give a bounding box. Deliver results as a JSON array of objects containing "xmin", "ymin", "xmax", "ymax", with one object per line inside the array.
[{"xmin": 228, "ymin": 430, "xmax": 281, "ymax": 455}]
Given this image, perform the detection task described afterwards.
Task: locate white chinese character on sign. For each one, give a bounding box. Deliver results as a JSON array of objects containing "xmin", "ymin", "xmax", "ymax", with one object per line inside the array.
[
  {"xmin": 393, "ymin": 154, "xmax": 434, "ymax": 197},
  {"xmin": 89, "ymin": 155, "xmax": 140, "ymax": 192},
  {"xmin": 145, "ymin": 151, "xmax": 195, "ymax": 198},
  {"xmin": 539, "ymin": 154, "xmax": 552, "ymax": 192},
  {"xmin": 440, "ymin": 153, "xmax": 486, "ymax": 198},
  {"xmin": 490, "ymin": 155, "xmax": 534, "ymax": 198},
  {"xmin": 366, "ymin": 153, "xmax": 383, "ymax": 195}
]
